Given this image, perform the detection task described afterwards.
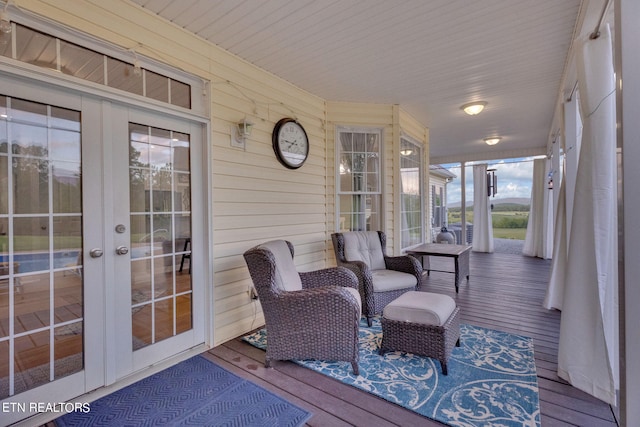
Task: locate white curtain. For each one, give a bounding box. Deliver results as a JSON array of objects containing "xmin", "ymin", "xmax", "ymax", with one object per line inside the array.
[
  {"xmin": 546, "ymin": 99, "xmax": 581, "ymax": 310},
  {"xmin": 523, "ymin": 158, "xmax": 553, "ymax": 259},
  {"xmin": 544, "ymin": 177, "xmax": 566, "ymax": 310},
  {"xmin": 557, "ymin": 24, "xmax": 618, "ymax": 405},
  {"xmin": 471, "ymin": 164, "xmax": 493, "ymax": 252}
]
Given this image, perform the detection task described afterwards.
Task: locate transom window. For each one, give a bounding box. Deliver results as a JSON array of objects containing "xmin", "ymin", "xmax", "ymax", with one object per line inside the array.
[{"xmin": 1, "ymin": 22, "xmax": 192, "ymax": 110}]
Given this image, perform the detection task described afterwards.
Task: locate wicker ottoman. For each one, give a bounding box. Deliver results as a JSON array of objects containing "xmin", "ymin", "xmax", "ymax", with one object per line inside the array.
[{"xmin": 379, "ymin": 291, "xmax": 460, "ymax": 375}]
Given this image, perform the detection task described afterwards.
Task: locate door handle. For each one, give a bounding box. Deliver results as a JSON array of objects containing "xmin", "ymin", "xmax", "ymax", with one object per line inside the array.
[
  {"xmin": 89, "ymin": 248, "xmax": 104, "ymax": 258},
  {"xmin": 115, "ymin": 246, "xmax": 129, "ymax": 255}
]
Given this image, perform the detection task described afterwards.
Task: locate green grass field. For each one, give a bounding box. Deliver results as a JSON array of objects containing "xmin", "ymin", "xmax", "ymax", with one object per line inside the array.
[
  {"xmin": 493, "ymin": 228, "xmax": 527, "ymax": 240},
  {"xmin": 0, "ymin": 236, "xmax": 82, "ymax": 251},
  {"xmin": 448, "ymin": 209, "xmax": 529, "ymax": 241}
]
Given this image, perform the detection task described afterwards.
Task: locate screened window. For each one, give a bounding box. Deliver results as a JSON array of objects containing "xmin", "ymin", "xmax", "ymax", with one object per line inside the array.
[
  {"xmin": 337, "ymin": 128, "xmax": 382, "ymax": 231},
  {"xmin": 400, "ymin": 137, "xmax": 424, "ymax": 249}
]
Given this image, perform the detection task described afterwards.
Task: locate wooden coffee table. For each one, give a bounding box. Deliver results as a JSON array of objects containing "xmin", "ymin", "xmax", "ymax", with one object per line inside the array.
[{"xmin": 406, "ymin": 243, "xmax": 472, "ymax": 293}]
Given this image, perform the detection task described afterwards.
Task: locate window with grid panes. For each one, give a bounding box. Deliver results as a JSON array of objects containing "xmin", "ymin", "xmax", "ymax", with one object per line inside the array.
[
  {"xmin": 336, "ymin": 128, "xmax": 382, "ymax": 232},
  {"xmin": 400, "ymin": 137, "xmax": 424, "ymax": 249}
]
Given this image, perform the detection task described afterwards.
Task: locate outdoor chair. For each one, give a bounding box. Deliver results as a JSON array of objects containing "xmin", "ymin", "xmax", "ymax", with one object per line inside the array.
[
  {"xmin": 331, "ymin": 231, "xmax": 422, "ymax": 326},
  {"xmin": 243, "ymin": 240, "xmax": 361, "ymax": 375}
]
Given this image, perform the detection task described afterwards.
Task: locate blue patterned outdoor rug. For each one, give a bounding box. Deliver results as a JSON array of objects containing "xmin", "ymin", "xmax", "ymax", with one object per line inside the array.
[
  {"xmin": 243, "ymin": 319, "xmax": 540, "ymax": 427},
  {"xmin": 55, "ymin": 355, "xmax": 312, "ymax": 427}
]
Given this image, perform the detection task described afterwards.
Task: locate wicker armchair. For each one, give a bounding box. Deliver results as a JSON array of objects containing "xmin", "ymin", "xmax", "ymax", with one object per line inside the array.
[
  {"xmin": 331, "ymin": 231, "xmax": 422, "ymax": 326},
  {"xmin": 243, "ymin": 240, "xmax": 361, "ymax": 375}
]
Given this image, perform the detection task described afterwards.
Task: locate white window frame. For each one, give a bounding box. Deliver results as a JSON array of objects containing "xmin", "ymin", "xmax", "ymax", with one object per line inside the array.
[
  {"xmin": 399, "ymin": 135, "xmax": 425, "ymax": 250},
  {"xmin": 335, "ymin": 126, "xmax": 383, "ymax": 232}
]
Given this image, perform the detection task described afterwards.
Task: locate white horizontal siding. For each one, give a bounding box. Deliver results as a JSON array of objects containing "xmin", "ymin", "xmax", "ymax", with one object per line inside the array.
[
  {"xmin": 22, "ymin": 0, "xmax": 429, "ymax": 349},
  {"xmin": 27, "ymin": 0, "xmax": 329, "ymax": 347}
]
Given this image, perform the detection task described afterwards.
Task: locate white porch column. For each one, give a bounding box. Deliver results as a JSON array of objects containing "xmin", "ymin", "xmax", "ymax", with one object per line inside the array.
[
  {"xmin": 616, "ymin": 0, "xmax": 640, "ymax": 423},
  {"xmin": 460, "ymin": 161, "xmax": 467, "ymax": 244}
]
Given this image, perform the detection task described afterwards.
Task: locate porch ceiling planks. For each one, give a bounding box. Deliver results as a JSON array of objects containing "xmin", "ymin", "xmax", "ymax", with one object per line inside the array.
[{"xmin": 130, "ymin": 0, "xmax": 583, "ymax": 162}]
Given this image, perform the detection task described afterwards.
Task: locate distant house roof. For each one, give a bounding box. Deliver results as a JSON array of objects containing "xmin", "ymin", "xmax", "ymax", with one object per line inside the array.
[{"xmin": 429, "ymin": 165, "xmax": 457, "ymax": 180}]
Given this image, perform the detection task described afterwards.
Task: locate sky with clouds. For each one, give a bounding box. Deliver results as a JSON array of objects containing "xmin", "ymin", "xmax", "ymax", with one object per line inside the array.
[{"xmin": 440, "ymin": 158, "xmax": 536, "ymax": 205}]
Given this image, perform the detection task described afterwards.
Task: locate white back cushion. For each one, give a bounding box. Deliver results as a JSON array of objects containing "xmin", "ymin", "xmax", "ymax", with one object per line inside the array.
[
  {"xmin": 259, "ymin": 240, "xmax": 302, "ymax": 292},
  {"xmin": 342, "ymin": 231, "xmax": 386, "ymax": 270}
]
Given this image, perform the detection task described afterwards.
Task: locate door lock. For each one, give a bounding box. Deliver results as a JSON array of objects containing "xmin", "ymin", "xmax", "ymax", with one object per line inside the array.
[
  {"xmin": 89, "ymin": 248, "xmax": 104, "ymax": 258},
  {"xmin": 115, "ymin": 246, "xmax": 129, "ymax": 255}
]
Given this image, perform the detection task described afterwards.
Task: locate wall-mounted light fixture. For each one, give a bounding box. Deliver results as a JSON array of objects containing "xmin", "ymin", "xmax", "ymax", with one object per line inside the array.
[
  {"xmin": 483, "ymin": 137, "xmax": 501, "ymax": 146},
  {"xmin": 461, "ymin": 101, "xmax": 487, "ymax": 116},
  {"xmin": 237, "ymin": 118, "xmax": 253, "ymax": 139},
  {"xmin": 231, "ymin": 118, "xmax": 254, "ymax": 149},
  {"xmin": 486, "ymin": 168, "xmax": 497, "ymax": 197}
]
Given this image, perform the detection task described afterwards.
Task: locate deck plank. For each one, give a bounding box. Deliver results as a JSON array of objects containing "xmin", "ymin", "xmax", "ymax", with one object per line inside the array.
[
  {"xmin": 37, "ymin": 249, "xmax": 617, "ymax": 427},
  {"xmin": 222, "ymin": 339, "xmax": 441, "ymax": 426},
  {"xmin": 214, "ymin": 250, "xmax": 617, "ymax": 426}
]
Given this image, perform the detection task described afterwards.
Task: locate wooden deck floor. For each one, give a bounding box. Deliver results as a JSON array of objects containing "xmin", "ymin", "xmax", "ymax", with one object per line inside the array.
[{"xmin": 207, "ymin": 251, "xmax": 619, "ymax": 427}]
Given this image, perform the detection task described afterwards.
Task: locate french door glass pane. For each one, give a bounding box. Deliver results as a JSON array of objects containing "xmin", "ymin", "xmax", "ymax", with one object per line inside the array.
[
  {"xmin": 0, "ymin": 96, "xmax": 6, "ymax": 154},
  {"xmin": 0, "ymin": 95, "xmax": 83, "ymax": 399},
  {"xmin": 129, "ymin": 123, "xmax": 192, "ymax": 351},
  {"xmin": 0, "ymin": 158, "xmax": 7, "ymax": 213}
]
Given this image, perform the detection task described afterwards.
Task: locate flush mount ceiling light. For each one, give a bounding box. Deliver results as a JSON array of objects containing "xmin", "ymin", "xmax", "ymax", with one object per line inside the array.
[
  {"xmin": 461, "ymin": 101, "xmax": 487, "ymax": 116},
  {"xmin": 400, "ymin": 148, "xmax": 413, "ymax": 156},
  {"xmin": 484, "ymin": 137, "xmax": 501, "ymax": 146}
]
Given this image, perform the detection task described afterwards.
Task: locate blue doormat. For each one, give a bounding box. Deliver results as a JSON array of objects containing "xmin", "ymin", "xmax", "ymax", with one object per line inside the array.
[
  {"xmin": 244, "ymin": 319, "xmax": 540, "ymax": 427},
  {"xmin": 55, "ymin": 355, "xmax": 312, "ymax": 427}
]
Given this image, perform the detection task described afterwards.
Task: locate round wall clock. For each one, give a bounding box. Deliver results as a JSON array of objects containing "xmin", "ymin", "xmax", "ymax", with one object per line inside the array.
[{"xmin": 272, "ymin": 118, "xmax": 309, "ymax": 169}]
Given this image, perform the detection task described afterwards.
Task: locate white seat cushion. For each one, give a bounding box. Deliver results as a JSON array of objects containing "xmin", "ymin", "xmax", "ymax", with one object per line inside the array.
[
  {"xmin": 383, "ymin": 291, "xmax": 456, "ymax": 326},
  {"xmin": 371, "ymin": 269, "xmax": 417, "ymax": 292}
]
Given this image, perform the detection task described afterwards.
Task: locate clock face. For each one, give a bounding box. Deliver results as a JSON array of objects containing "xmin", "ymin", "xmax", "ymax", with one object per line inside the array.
[{"xmin": 273, "ymin": 118, "xmax": 309, "ymax": 169}]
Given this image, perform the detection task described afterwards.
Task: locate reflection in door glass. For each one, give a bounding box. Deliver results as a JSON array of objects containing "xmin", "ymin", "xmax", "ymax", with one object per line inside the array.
[
  {"xmin": 129, "ymin": 123, "xmax": 192, "ymax": 351},
  {"xmin": 0, "ymin": 95, "xmax": 83, "ymax": 398}
]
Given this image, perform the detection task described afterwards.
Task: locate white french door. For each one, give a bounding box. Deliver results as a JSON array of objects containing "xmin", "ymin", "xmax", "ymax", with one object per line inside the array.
[
  {"xmin": 109, "ymin": 105, "xmax": 205, "ymax": 378},
  {"xmin": 0, "ymin": 75, "xmax": 205, "ymax": 424}
]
